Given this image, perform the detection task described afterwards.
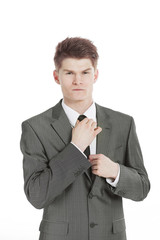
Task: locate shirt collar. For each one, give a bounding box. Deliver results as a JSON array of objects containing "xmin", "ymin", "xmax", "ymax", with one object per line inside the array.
[{"xmin": 61, "ymin": 99, "xmax": 96, "ymax": 127}]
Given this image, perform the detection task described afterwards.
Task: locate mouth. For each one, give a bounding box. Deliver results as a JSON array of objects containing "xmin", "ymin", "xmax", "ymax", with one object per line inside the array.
[{"xmin": 72, "ymin": 89, "xmax": 84, "ymax": 91}]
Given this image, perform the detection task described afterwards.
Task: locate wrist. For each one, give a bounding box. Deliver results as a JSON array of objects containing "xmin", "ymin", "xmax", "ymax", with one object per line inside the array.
[
  {"xmin": 71, "ymin": 141, "xmax": 85, "ymax": 152},
  {"xmin": 111, "ymin": 162, "xmax": 119, "ymax": 180}
]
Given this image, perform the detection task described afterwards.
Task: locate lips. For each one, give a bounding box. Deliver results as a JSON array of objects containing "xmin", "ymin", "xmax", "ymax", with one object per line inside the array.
[{"xmin": 72, "ymin": 89, "xmax": 84, "ymax": 91}]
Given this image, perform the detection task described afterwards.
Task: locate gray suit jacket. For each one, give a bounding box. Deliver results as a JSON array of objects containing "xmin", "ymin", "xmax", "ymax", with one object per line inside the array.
[{"xmin": 20, "ymin": 99, "xmax": 150, "ymax": 240}]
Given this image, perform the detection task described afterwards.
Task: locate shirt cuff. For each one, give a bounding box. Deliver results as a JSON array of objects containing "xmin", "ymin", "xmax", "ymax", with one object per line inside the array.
[
  {"xmin": 106, "ymin": 164, "xmax": 120, "ymax": 187},
  {"xmin": 71, "ymin": 142, "xmax": 87, "ymax": 158}
]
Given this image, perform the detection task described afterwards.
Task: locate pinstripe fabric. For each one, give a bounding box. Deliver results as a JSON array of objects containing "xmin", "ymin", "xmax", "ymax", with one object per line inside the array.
[{"xmin": 20, "ymin": 99, "xmax": 150, "ymax": 240}]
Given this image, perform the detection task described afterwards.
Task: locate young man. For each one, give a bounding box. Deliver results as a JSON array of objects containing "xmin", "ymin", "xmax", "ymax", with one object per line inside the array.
[{"xmin": 20, "ymin": 37, "xmax": 150, "ymax": 240}]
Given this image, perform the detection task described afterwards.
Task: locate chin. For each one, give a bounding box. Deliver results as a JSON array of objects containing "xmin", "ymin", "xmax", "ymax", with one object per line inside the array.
[
  {"xmin": 71, "ymin": 96, "xmax": 86, "ymax": 102},
  {"xmin": 71, "ymin": 94, "xmax": 86, "ymax": 100}
]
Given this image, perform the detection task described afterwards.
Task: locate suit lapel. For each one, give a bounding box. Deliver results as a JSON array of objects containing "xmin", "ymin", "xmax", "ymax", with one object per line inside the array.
[
  {"xmin": 96, "ymin": 103, "xmax": 111, "ymax": 156},
  {"xmin": 91, "ymin": 103, "xmax": 112, "ymax": 187},
  {"xmin": 50, "ymin": 100, "xmax": 72, "ymax": 147}
]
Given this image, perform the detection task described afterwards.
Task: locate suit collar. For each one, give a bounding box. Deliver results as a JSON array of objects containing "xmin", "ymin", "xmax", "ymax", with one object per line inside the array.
[
  {"xmin": 51, "ymin": 100, "xmax": 111, "ymax": 126},
  {"xmin": 61, "ymin": 99, "xmax": 96, "ymax": 128}
]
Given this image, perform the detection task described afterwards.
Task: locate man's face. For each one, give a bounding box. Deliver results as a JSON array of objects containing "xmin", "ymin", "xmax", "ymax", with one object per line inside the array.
[{"xmin": 53, "ymin": 58, "xmax": 98, "ymax": 105}]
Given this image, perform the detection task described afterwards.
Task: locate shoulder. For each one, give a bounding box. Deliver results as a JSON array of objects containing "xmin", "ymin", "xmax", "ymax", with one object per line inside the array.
[
  {"xmin": 95, "ymin": 102, "xmax": 133, "ymax": 127},
  {"xmin": 21, "ymin": 100, "xmax": 62, "ymax": 128},
  {"xmin": 21, "ymin": 107, "xmax": 53, "ymax": 129},
  {"xmin": 22, "ymin": 99, "xmax": 62, "ymax": 125}
]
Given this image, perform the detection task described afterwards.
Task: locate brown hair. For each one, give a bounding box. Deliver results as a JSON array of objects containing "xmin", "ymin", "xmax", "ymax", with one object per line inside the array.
[{"xmin": 54, "ymin": 37, "xmax": 99, "ymax": 70}]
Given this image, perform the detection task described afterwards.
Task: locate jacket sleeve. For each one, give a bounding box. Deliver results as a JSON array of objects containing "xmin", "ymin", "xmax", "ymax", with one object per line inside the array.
[
  {"xmin": 20, "ymin": 121, "xmax": 91, "ymax": 209},
  {"xmin": 109, "ymin": 117, "xmax": 150, "ymax": 201}
]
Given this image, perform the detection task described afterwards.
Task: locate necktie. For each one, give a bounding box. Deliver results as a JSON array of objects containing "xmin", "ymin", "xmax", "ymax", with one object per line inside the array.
[{"xmin": 77, "ymin": 115, "xmax": 93, "ymax": 180}]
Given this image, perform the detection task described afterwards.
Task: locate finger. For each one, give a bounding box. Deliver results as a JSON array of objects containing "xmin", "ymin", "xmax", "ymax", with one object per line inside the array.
[
  {"xmin": 80, "ymin": 117, "xmax": 89, "ymax": 124},
  {"xmin": 75, "ymin": 119, "xmax": 79, "ymax": 126},
  {"xmin": 91, "ymin": 122, "xmax": 97, "ymax": 130},
  {"xmin": 86, "ymin": 119, "xmax": 95, "ymax": 126},
  {"xmin": 92, "ymin": 165, "xmax": 98, "ymax": 170},
  {"xmin": 94, "ymin": 126, "xmax": 102, "ymax": 135},
  {"xmin": 90, "ymin": 160, "xmax": 99, "ymax": 166},
  {"xmin": 92, "ymin": 169, "xmax": 100, "ymax": 176},
  {"xmin": 89, "ymin": 155, "xmax": 98, "ymax": 160}
]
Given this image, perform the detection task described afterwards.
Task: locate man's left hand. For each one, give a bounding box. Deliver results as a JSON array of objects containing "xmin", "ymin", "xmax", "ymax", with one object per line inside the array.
[{"xmin": 89, "ymin": 154, "xmax": 119, "ymax": 180}]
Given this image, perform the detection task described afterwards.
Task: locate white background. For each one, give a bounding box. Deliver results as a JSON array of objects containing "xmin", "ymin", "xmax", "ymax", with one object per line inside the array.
[{"xmin": 0, "ymin": 0, "xmax": 160, "ymax": 239}]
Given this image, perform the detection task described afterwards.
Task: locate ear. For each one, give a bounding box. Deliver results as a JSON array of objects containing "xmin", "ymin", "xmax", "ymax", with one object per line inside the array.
[
  {"xmin": 53, "ymin": 70, "xmax": 60, "ymax": 85},
  {"xmin": 94, "ymin": 69, "xmax": 99, "ymax": 83}
]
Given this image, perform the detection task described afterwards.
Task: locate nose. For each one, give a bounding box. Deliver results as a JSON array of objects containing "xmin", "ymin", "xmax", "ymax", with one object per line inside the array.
[{"xmin": 73, "ymin": 74, "xmax": 82, "ymax": 85}]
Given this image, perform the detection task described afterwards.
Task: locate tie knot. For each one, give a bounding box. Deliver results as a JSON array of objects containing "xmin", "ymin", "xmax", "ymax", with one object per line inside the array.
[{"xmin": 78, "ymin": 115, "xmax": 87, "ymax": 122}]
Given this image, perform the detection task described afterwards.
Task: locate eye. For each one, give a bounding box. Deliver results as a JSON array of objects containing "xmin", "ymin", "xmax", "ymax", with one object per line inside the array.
[
  {"xmin": 83, "ymin": 71, "xmax": 89, "ymax": 74},
  {"xmin": 66, "ymin": 72, "xmax": 73, "ymax": 75}
]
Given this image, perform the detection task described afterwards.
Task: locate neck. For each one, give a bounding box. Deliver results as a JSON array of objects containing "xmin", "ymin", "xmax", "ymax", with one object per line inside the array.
[{"xmin": 63, "ymin": 98, "xmax": 93, "ymax": 114}]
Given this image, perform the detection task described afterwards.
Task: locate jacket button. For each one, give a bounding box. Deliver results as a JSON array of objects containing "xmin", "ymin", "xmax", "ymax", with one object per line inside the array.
[{"xmin": 90, "ymin": 222, "xmax": 97, "ymax": 228}]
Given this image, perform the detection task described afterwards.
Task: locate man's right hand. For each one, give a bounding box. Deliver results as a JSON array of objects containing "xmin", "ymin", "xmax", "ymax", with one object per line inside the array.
[{"xmin": 71, "ymin": 118, "xmax": 102, "ymax": 152}]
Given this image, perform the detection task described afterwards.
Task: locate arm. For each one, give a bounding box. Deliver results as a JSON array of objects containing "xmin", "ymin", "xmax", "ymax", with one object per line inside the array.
[
  {"xmin": 109, "ymin": 117, "xmax": 150, "ymax": 201},
  {"xmin": 20, "ymin": 121, "xmax": 91, "ymax": 209}
]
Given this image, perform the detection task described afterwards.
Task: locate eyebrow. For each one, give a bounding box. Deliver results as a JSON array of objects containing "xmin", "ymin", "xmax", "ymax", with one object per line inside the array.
[{"xmin": 63, "ymin": 68, "xmax": 92, "ymax": 72}]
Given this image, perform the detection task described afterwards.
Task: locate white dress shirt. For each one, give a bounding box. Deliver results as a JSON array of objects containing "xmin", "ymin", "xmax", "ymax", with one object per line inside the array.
[{"xmin": 61, "ymin": 99, "xmax": 120, "ymax": 187}]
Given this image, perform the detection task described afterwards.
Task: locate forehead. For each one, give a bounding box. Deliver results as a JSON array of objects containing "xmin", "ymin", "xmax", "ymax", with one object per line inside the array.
[{"xmin": 60, "ymin": 58, "xmax": 94, "ymax": 71}]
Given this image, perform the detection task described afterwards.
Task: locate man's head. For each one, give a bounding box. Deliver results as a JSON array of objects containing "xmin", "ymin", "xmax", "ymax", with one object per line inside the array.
[
  {"xmin": 54, "ymin": 37, "xmax": 99, "ymax": 71},
  {"xmin": 53, "ymin": 37, "xmax": 99, "ymax": 108}
]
